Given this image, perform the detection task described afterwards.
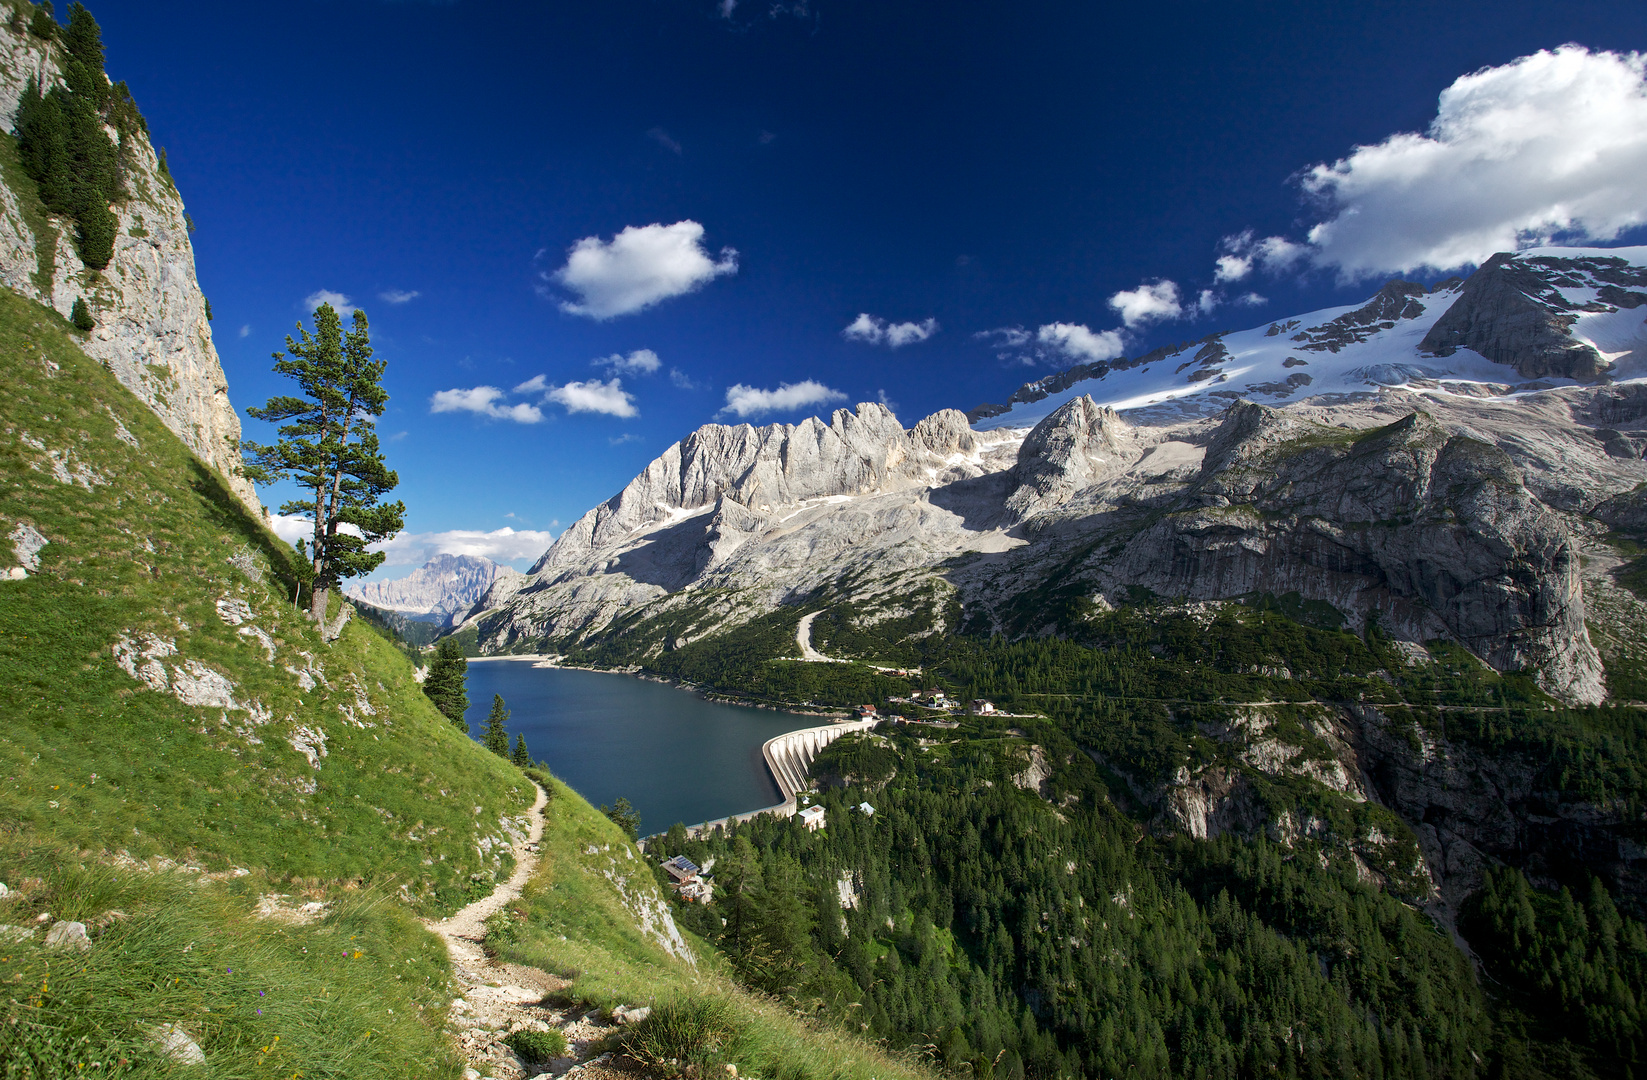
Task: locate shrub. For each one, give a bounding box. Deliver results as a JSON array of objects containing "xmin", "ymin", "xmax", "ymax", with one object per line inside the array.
[
  {"xmin": 69, "ymin": 297, "xmax": 93, "ymax": 331},
  {"xmin": 505, "ymin": 1028, "xmax": 567, "ymax": 1063},
  {"xmin": 620, "ymin": 996, "xmax": 744, "ymax": 1073}
]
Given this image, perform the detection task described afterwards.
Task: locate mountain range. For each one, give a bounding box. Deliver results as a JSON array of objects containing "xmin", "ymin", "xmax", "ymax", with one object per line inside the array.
[{"xmin": 459, "ymin": 246, "xmax": 1647, "ymax": 713}]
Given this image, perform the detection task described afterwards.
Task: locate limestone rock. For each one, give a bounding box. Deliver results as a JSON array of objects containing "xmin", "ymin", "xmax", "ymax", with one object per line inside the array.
[
  {"xmin": 1111, "ymin": 403, "xmax": 1604, "ymax": 704},
  {"xmin": 0, "ymin": 26, "xmax": 259, "ymax": 514},
  {"xmin": 1006, "ymin": 396, "xmax": 1136, "ymax": 521},
  {"xmin": 1419, "ymin": 251, "xmax": 1623, "ymax": 380},
  {"xmin": 43, "ymin": 919, "xmax": 90, "ymax": 950},
  {"xmin": 148, "ymin": 1023, "xmax": 207, "ymax": 1066}
]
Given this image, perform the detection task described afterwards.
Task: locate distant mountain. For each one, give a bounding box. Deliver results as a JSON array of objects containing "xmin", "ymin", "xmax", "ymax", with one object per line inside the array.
[
  {"xmin": 968, "ymin": 245, "xmax": 1646, "ymax": 430},
  {"xmin": 346, "ymin": 554, "xmax": 520, "ymax": 624},
  {"xmin": 465, "ymin": 246, "xmax": 1647, "ymax": 710}
]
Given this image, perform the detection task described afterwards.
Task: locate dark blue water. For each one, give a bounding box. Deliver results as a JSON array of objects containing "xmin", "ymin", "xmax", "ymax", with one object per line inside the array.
[{"xmin": 461, "ymin": 661, "xmax": 811, "ymax": 834}]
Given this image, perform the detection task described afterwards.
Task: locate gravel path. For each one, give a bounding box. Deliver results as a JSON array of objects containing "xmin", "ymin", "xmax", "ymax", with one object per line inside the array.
[{"xmin": 425, "ymin": 783, "xmax": 642, "ymax": 1080}]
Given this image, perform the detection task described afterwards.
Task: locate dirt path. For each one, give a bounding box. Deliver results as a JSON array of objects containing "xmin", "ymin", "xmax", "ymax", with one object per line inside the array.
[{"xmin": 425, "ymin": 783, "xmax": 635, "ymax": 1080}]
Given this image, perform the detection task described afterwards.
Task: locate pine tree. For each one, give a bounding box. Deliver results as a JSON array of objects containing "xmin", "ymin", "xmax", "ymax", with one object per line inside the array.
[
  {"xmin": 29, "ymin": 1, "xmax": 55, "ymax": 40},
  {"xmin": 600, "ymin": 797, "xmax": 641, "ymax": 841},
  {"xmin": 69, "ymin": 296, "xmax": 93, "ymax": 331},
  {"xmin": 241, "ymin": 303, "xmax": 405, "ymax": 632},
  {"xmin": 483, "ymin": 694, "xmax": 511, "ymax": 757},
  {"xmin": 422, "ymin": 637, "xmax": 468, "ymax": 727},
  {"xmin": 511, "ymin": 732, "xmax": 530, "ymax": 768}
]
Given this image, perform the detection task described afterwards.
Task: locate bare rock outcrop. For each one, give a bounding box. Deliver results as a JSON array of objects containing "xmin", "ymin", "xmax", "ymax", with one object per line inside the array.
[
  {"xmin": 1112, "ymin": 402, "xmax": 1604, "ymax": 704},
  {"xmin": 1006, "ymin": 396, "xmax": 1136, "ymax": 521},
  {"xmin": 1418, "ymin": 251, "xmax": 1642, "ymax": 380},
  {"xmin": 0, "ymin": 24, "xmax": 258, "ymax": 513}
]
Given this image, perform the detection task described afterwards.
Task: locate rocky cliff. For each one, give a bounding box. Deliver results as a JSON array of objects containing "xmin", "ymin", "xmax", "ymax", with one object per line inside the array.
[
  {"xmin": 470, "ymin": 250, "xmax": 1647, "ymax": 710},
  {"xmin": 0, "ymin": 19, "xmax": 257, "ymax": 512}
]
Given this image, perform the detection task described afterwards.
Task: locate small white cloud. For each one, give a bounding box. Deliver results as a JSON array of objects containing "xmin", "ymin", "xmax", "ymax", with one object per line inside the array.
[
  {"xmin": 648, "ymin": 127, "xmax": 683, "ymax": 155},
  {"xmin": 379, "ymin": 289, "xmax": 420, "ymax": 304},
  {"xmin": 548, "ymin": 220, "xmax": 738, "ymax": 319},
  {"xmin": 669, "ymin": 367, "xmax": 700, "ymax": 390},
  {"xmin": 1036, "ymin": 322, "xmax": 1125, "ymax": 363},
  {"xmin": 388, "ymin": 430, "xmax": 409, "ymax": 441},
  {"xmin": 719, "ymin": 380, "xmax": 846, "ymax": 419},
  {"xmin": 841, "ymin": 313, "xmax": 939, "ymax": 348},
  {"xmin": 512, "ymin": 374, "xmax": 548, "ymax": 394},
  {"xmin": 1107, "ymin": 281, "xmax": 1182, "ymax": 328},
  {"xmin": 303, "ymin": 289, "xmax": 356, "ymax": 317},
  {"xmin": 238, "ymin": 324, "xmax": 251, "ymax": 338},
  {"xmin": 429, "ymin": 386, "xmax": 544, "ymax": 424},
  {"xmin": 546, "ymin": 377, "xmax": 638, "ymax": 418},
  {"xmin": 369, "ymin": 526, "xmax": 557, "ymax": 568},
  {"xmin": 1237, "ymin": 292, "xmax": 1267, "ymax": 307},
  {"xmin": 718, "ymin": 0, "xmax": 737, "ymax": 16},
  {"xmin": 595, "ymin": 349, "xmax": 662, "ymax": 376},
  {"xmin": 1196, "ymin": 289, "xmax": 1219, "ymax": 315},
  {"xmin": 1213, "ymin": 254, "xmax": 1251, "ymax": 283},
  {"xmin": 609, "ymin": 432, "xmax": 643, "ymax": 445}
]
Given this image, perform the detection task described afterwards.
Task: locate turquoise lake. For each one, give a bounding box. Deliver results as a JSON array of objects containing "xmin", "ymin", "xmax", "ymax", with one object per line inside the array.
[{"xmin": 461, "ymin": 661, "xmax": 813, "ymax": 834}]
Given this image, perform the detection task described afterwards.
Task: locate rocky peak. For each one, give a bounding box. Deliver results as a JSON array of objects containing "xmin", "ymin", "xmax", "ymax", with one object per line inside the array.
[
  {"xmin": 1006, "ymin": 395, "xmax": 1135, "ymax": 520},
  {"xmin": 346, "ymin": 554, "xmax": 509, "ymax": 621},
  {"xmin": 1418, "ymin": 251, "xmax": 1631, "ymax": 380}
]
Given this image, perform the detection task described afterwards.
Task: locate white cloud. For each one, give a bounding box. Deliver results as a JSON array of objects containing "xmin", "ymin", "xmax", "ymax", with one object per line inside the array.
[
  {"xmin": 718, "ymin": 0, "xmax": 736, "ymax": 16},
  {"xmin": 1238, "ymin": 292, "xmax": 1267, "ymax": 307},
  {"xmin": 1196, "ymin": 289, "xmax": 1219, "ymax": 315},
  {"xmin": 669, "ymin": 367, "xmax": 700, "ymax": 390},
  {"xmin": 842, "ymin": 313, "xmax": 940, "ymax": 348},
  {"xmin": 379, "ymin": 289, "xmax": 420, "ymax": 304},
  {"xmin": 302, "ymin": 289, "xmax": 356, "ymax": 317},
  {"xmin": 370, "ymin": 526, "xmax": 557, "ymax": 568},
  {"xmin": 595, "ymin": 349, "xmax": 662, "ymax": 376},
  {"xmin": 1035, "ymin": 322, "xmax": 1125, "ymax": 363},
  {"xmin": 720, "ymin": 380, "xmax": 847, "ymax": 418},
  {"xmin": 429, "ymin": 386, "xmax": 544, "ymax": 424},
  {"xmin": 546, "ymin": 378, "xmax": 638, "ymax": 418},
  {"xmin": 1108, "ymin": 280, "xmax": 1182, "ymax": 327},
  {"xmin": 648, "ymin": 127, "xmax": 683, "ymax": 155},
  {"xmin": 238, "ymin": 324, "xmax": 251, "ymax": 338},
  {"xmin": 1289, "ymin": 46, "xmax": 1647, "ymax": 279},
  {"xmin": 549, "ymin": 220, "xmax": 738, "ymax": 319},
  {"xmin": 1214, "ymin": 254, "xmax": 1252, "ymax": 282}
]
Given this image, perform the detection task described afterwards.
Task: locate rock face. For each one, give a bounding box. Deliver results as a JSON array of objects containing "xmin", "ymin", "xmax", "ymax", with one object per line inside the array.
[
  {"xmin": 0, "ymin": 24, "xmax": 257, "ymax": 512},
  {"xmin": 1420, "ymin": 251, "xmax": 1647, "ymax": 380},
  {"xmin": 347, "ymin": 554, "xmax": 511, "ymax": 623},
  {"xmin": 1005, "ymin": 397, "xmax": 1136, "ymax": 521},
  {"xmin": 1111, "ymin": 403, "xmax": 1604, "ymax": 703}
]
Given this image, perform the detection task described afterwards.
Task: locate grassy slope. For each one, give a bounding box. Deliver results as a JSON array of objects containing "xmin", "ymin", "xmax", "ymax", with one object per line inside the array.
[
  {"xmin": 0, "ymin": 285, "xmax": 533, "ymax": 1074},
  {"xmin": 0, "ymin": 285, "xmax": 533, "ymax": 901},
  {"xmin": 0, "ymin": 287, "xmax": 939, "ymax": 1078},
  {"xmin": 493, "ymin": 774, "xmax": 936, "ymax": 1080}
]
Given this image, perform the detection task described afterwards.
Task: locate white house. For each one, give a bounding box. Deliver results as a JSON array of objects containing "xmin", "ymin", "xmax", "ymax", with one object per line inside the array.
[
  {"xmin": 857, "ymin": 802, "xmax": 876, "ymax": 816},
  {"xmin": 798, "ymin": 805, "xmax": 827, "ymax": 831}
]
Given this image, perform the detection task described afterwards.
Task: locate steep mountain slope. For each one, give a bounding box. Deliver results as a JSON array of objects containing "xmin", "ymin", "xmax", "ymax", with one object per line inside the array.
[
  {"xmin": 467, "ymin": 246, "xmax": 1647, "ymax": 709},
  {"xmin": 0, "ymin": 5, "xmax": 257, "ymax": 512},
  {"xmin": 348, "ymin": 553, "xmax": 519, "ymax": 625},
  {"xmin": 968, "ymin": 246, "xmax": 1647, "ymax": 430}
]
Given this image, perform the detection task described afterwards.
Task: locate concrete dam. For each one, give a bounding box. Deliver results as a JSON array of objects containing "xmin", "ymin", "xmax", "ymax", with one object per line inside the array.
[{"xmin": 683, "ymin": 717, "xmax": 878, "ymax": 837}]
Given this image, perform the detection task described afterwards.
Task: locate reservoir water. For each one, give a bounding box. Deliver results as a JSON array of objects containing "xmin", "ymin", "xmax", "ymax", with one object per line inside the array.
[{"xmin": 461, "ymin": 660, "xmax": 814, "ymax": 834}]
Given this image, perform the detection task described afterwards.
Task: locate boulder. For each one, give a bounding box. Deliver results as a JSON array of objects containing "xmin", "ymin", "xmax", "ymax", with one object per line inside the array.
[{"xmin": 43, "ymin": 920, "xmax": 90, "ymax": 951}]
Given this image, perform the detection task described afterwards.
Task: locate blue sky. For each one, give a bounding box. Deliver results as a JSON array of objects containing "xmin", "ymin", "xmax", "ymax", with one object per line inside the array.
[{"xmin": 87, "ymin": 1, "xmax": 1647, "ymax": 578}]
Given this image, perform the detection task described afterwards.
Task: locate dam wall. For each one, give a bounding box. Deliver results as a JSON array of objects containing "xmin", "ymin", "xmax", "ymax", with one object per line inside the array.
[{"xmin": 679, "ymin": 718, "xmax": 879, "ymax": 838}]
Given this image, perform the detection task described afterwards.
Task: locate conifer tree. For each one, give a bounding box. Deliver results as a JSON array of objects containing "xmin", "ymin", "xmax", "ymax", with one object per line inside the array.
[
  {"xmin": 422, "ymin": 637, "xmax": 468, "ymax": 727},
  {"xmin": 29, "ymin": 1, "xmax": 55, "ymax": 40},
  {"xmin": 69, "ymin": 296, "xmax": 93, "ymax": 331},
  {"xmin": 241, "ymin": 303, "xmax": 405, "ymax": 632},
  {"xmin": 511, "ymin": 732, "xmax": 530, "ymax": 768},
  {"xmin": 483, "ymin": 695, "xmax": 511, "ymax": 757},
  {"xmin": 599, "ymin": 797, "xmax": 641, "ymax": 840}
]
